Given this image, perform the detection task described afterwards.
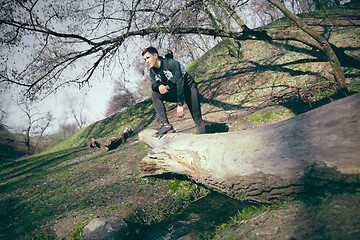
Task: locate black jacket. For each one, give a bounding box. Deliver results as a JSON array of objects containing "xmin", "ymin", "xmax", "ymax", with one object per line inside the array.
[{"xmin": 149, "ymin": 56, "xmax": 196, "ymax": 105}]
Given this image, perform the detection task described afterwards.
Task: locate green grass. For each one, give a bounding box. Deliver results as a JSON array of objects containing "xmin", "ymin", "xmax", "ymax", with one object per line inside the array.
[
  {"xmin": 210, "ymin": 204, "xmax": 268, "ymax": 239},
  {"xmin": 186, "ymin": 41, "xmax": 233, "ymax": 81},
  {"xmin": 0, "ymin": 141, "xmax": 209, "ymax": 239},
  {"xmin": 41, "ymin": 99, "xmax": 155, "ymax": 154},
  {"xmin": 126, "ymin": 179, "xmax": 210, "ymax": 225},
  {"xmin": 245, "ymin": 109, "xmax": 288, "ymax": 122},
  {"xmin": 1, "ymin": 145, "xmax": 139, "ymax": 238},
  {"xmin": 211, "ymin": 200, "xmax": 296, "ymax": 239},
  {"xmin": 71, "ymin": 226, "xmax": 83, "ymax": 240}
]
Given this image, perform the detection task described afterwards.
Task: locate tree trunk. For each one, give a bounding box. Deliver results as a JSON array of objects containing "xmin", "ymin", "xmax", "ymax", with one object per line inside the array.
[
  {"xmin": 267, "ymin": 0, "xmax": 347, "ymax": 92},
  {"xmin": 139, "ymin": 93, "xmax": 360, "ymax": 202},
  {"xmin": 204, "ymin": 0, "xmax": 242, "ymax": 58},
  {"xmin": 25, "ymin": 125, "xmax": 31, "ymax": 154},
  {"xmin": 87, "ymin": 126, "xmax": 133, "ymax": 151}
]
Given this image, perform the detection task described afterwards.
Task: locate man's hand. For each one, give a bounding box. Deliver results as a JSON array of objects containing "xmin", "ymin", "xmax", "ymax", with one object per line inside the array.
[
  {"xmin": 158, "ymin": 85, "xmax": 168, "ymax": 94},
  {"xmin": 177, "ymin": 105, "xmax": 184, "ymax": 118}
]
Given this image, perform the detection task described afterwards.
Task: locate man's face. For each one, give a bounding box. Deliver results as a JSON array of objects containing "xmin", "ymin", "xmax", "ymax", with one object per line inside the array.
[{"xmin": 143, "ymin": 52, "xmax": 158, "ymax": 68}]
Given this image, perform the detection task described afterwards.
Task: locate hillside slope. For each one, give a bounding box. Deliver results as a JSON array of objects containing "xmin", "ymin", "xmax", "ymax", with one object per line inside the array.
[
  {"xmin": 0, "ymin": 127, "xmax": 28, "ymax": 161},
  {"xmin": 184, "ymin": 2, "xmax": 360, "ymax": 134}
]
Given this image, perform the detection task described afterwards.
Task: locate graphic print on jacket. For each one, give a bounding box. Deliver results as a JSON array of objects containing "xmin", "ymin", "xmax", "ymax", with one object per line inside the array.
[{"xmin": 163, "ymin": 70, "xmax": 176, "ymax": 84}]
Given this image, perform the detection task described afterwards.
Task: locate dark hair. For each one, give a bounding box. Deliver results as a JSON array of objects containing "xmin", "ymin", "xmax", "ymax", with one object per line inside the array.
[
  {"xmin": 142, "ymin": 46, "xmax": 158, "ymax": 56},
  {"xmin": 165, "ymin": 48, "xmax": 173, "ymax": 59}
]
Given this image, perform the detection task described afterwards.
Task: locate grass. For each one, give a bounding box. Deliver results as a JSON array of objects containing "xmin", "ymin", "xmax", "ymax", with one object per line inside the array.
[
  {"xmin": 211, "ymin": 183, "xmax": 360, "ymax": 240},
  {"xmin": 41, "ymin": 99, "xmax": 155, "ymax": 154},
  {"xmin": 208, "ymin": 204, "xmax": 269, "ymax": 240},
  {"xmin": 236, "ymin": 109, "xmax": 289, "ymax": 123},
  {"xmin": 70, "ymin": 226, "xmax": 83, "ymax": 240},
  {"xmin": 0, "ymin": 140, "xmax": 209, "ymax": 239},
  {"xmin": 130, "ymin": 179, "xmax": 210, "ymax": 225}
]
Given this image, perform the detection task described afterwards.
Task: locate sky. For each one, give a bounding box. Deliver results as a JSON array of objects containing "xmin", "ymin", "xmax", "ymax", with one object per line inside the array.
[
  {"xmin": 1, "ymin": 0, "xmax": 148, "ymax": 135},
  {"xmin": 5, "ymin": 72, "xmax": 114, "ymax": 134},
  {"xmin": 4, "ymin": 44, "xmax": 145, "ymax": 135}
]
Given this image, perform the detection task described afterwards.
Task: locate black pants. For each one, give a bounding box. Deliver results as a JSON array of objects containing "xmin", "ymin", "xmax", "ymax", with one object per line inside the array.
[{"xmin": 151, "ymin": 86, "xmax": 206, "ymax": 134}]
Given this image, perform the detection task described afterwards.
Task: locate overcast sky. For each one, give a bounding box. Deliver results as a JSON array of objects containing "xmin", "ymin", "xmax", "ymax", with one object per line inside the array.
[{"xmin": 4, "ymin": 42, "xmax": 146, "ymax": 135}]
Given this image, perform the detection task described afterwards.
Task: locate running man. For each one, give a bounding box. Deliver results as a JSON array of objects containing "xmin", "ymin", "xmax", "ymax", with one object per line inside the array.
[{"xmin": 142, "ymin": 47, "xmax": 206, "ymax": 137}]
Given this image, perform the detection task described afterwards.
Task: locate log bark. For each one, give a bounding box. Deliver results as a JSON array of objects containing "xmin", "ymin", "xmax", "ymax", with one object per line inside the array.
[{"xmin": 139, "ymin": 94, "xmax": 360, "ymax": 202}]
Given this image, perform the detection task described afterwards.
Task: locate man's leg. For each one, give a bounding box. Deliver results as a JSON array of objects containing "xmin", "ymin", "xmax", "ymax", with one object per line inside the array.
[
  {"xmin": 184, "ymin": 87, "xmax": 206, "ymax": 134},
  {"xmin": 151, "ymin": 91, "xmax": 170, "ymax": 124},
  {"xmin": 151, "ymin": 90, "xmax": 177, "ymax": 137},
  {"xmin": 151, "ymin": 89, "xmax": 177, "ymax": 123}
]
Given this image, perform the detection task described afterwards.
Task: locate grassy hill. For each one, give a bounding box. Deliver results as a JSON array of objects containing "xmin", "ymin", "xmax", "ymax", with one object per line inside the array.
[
  {"xmin": 0, "ymin": 128, "xmax": 29, "ymax": 161},
  {"xmin": 1, "ymin": 2, "xmax": 359, "ymax": 239}
]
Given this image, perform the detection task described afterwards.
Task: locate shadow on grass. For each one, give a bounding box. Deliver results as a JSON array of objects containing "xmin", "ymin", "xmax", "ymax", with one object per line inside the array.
[
  {"xmin": 0, "ymin": 147, "xmax": 88, "ymax": 192},
  {"xmin": 275, "ymin": 89, "xmax": 358, "ymax": 115},
  {"xmin": 205, "ymin": 121, "xmax": 229, "ymax": 133}
]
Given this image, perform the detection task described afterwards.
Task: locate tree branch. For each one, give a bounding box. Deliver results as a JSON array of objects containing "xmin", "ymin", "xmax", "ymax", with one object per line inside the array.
[
  {"xmin": 1, "ymin": 0, "xmax": 348, "ymax": 97},
  {"xmin": 0, "ymin": 19, "xmax": 96, "ymax": 46},
  {"xmin": 266, "ymin": 0, "xmax": 347, "ymax": 91}
]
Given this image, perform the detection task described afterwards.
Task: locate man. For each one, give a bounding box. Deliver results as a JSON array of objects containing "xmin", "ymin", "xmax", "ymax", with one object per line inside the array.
[{"xmin": 142, "ymin": 46, "xmax": 206, "ymax": 137}]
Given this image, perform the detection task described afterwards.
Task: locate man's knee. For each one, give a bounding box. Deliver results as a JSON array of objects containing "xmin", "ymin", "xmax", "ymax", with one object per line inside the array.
[{"xmin": 151, "ymin": 91, "xmax": 162, "ymax": 101}]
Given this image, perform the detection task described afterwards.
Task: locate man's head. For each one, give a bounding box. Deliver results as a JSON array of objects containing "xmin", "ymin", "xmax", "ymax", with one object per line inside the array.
[{"xmin": 142, "ymin": 46, "xmax": 159, "ymax": 68}]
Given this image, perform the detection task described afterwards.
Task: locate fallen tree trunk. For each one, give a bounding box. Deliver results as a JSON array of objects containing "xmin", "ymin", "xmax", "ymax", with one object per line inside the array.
[
  {"xmin": 87, "ymin": 126, "xmax": 133, "ymax": 151},
  {"xmin": 139, "ymin": 94, "xmax": 360, "ymax": 202}
]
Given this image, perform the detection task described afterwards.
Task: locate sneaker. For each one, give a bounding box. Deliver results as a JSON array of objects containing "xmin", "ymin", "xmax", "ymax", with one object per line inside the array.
[{"xmin": 153, "ymin": 124, "xmax": 175, "ymax": 138}]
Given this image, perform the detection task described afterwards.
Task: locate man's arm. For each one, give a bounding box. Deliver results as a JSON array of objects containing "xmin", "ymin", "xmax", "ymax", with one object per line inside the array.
[
  {"xmin": 149, "ymin": 70, "xmax": 161, "ymax": 92},
  {"xmin": 166, "ymin": 59, "xmax": 185, "ymax": 105},
  {"xmin": 166, "ymin": 59, "xmax": 186, "ymax": 118}
]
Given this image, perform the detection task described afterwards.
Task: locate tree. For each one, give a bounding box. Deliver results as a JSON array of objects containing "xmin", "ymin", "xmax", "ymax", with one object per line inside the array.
[
  {"xmin": 0, "ymin": 0, "xmax": 349, "ymax": 101},
  {"xmin": 0, "ymin": 105, "xmax": 8, "ymax": 130},
  {"xmin": 105, "ymin": 88, "xmax": 136, "ymax": 116},
  {"xmin": 64, "ymin": 94, "xmax": 88, "ymax": 129},
  {"xmin": 32, "ymin": 111, "xmax": 53, "ymax": 152},
  {"xmin": 202, "ymin": 0, "xmax": 244, "ymax": 58},
  {"xmin": 267, "ymin": 0, "xmax": 346, "ymax": 90},
  {"xmin": 58, "ymin": 122, "xmax": 78, "ymax": 138},
  {"xmin": 0, "ymin": 80, "xmax": 10, "ymax": 129},
  {"xmin": 17, "ymin": 98, "xmax": 53, "ymax": 154}
]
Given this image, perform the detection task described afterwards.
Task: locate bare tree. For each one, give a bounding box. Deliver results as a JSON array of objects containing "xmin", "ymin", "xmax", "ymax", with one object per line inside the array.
[
  {"xmin": 64, "ymin": 94, "xmax": 88, "ymax": 129},
  {"xmin": 0, "ymin": 105, "xmax": 8, "ymax": 130},
  {"xmin": 203, "ymin": 0, "xmax": 243, "ymax": 58},
  {"xmin": 0, "ymin": 0, "xmax": 349, "ymax": 100},
  {"xmin": 106, "ymin": 88, "xmax": 136, "ymax": 116},
  {"xmin": 58, "ymin": 122, "xmax": 78, "ymax": 138},
  {"xmin": 0, "ymin": 81, "xmax": 10, "ymax": 129},
  {"xmin": 267, "ymin": 0, "xmax": 346, "ymax": 90},
  {"xmin": 32, "ymin": 111, "xmax": 53, "ymax": 152},
  {"xmin": 17, "ymin": 98, "xmax": 53, "ymax": 154},
  {"xmin": 134, "ymin": 76, "xmax": 152, "ymax": 100},
  {"xmin": 252, "ymin": 0, "xmax": 283, "ymax": 24}
]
